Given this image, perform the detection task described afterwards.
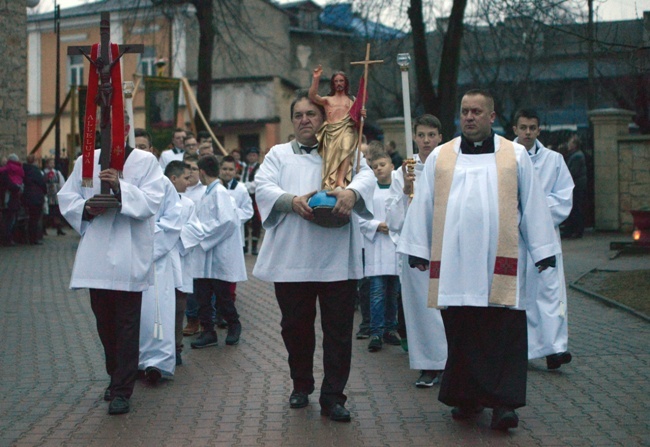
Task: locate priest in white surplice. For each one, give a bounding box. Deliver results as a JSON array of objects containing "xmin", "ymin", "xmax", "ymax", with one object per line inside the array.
[
  {"xmin": 253, "ymin": 90, "xmax": 376, "ymax": 423},
  {"xmin": 397, "ymin": 90, "xmax": 559, "ymax": 431},
  {"xmin": 385, "ymin": 114, "xmax": 448, "ymax": 388},
  {"xmin": 58, "ymin": 133, "xmax": 165, "ymax": 416},
  {"xmin": 513, "ymin": 109, "xmax": 574, "ymax": 370}
]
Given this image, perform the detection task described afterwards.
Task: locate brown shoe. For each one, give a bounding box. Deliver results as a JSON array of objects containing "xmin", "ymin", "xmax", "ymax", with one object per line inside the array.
[{"xmin": 183, "ymin": 318, "xmax": 200, "ymax": 336}]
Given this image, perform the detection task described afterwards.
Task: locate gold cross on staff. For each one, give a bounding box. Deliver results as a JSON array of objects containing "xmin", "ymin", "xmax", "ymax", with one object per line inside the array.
[
  {"xmin": 350, "ymin": 43, "xmax": 383, "ymax": 110},
  {"xmin": 350, "ymin": 43, "xmax": 383, "ymax": 172}
]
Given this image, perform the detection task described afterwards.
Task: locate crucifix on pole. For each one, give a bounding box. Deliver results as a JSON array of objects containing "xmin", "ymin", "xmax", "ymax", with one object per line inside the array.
[
  {"xmin": 350, "ymin": 43, "xmax": 383, "ymax": 172},
  {"xmin": 67, "ymin": 12, "xmax": 143, "ymax": 207}
]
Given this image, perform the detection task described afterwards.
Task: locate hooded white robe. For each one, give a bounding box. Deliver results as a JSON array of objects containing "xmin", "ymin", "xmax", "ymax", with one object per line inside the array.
[
  {"xmin": 516, "ymin": 138, "xmax": 574, "ymax": 359},
  {"xmin": 252, "ymin": 141, "xmax": 375, "ymax": 283},
  {"xmin": 139, "ymin": 177, "xmax": 183, "ymax": 376},
  {"xmin": 58, "ymin": 149, "xmax": 165, "ymax": 291},
  {"xmin": 385, "ymin": 156, "xmax": 448, "ymax": 371}
]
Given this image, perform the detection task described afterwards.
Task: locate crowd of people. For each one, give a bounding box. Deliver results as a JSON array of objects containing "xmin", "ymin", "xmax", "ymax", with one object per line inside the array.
[{"xmin": 43, "ymin": 87, "xmax": 583, "ymax": 432}]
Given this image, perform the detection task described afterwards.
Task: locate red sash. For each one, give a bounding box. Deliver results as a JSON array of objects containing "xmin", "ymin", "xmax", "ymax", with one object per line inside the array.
[{"xmin": 81, "ymin": 43, "xmax": 125, "ymax": 187}]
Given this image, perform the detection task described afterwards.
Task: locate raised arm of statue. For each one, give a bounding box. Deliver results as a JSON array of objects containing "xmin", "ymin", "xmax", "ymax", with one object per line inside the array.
[{"xmin": 309, "ymin": 65, "xmax": 326, "ymax": 107}]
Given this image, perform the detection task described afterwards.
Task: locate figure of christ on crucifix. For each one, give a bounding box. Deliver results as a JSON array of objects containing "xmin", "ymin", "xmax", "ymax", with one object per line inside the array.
[{"xmin": 67, "ymin": 12, "xmax": 143, "ymax": 206}]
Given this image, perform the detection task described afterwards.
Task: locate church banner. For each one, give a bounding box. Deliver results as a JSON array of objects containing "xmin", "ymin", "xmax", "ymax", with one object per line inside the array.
[{"xmin": 144, "ymin": 77, "xmax": 180, "ymax": 152}]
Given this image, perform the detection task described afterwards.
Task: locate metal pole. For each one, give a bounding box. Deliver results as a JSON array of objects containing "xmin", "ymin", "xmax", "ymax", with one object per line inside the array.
[{"xmin": 54, "ymin": 2, "xmax": 61, "ymax": 169}]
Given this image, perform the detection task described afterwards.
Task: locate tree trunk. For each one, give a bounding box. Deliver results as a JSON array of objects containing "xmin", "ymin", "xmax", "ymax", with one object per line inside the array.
[
  {"xmin": 193, "ymin": 0, "xmax": 214, "ymax": 133},
  {"xmin": 408, "ymin": 0, "xmax": 436, "ymax": 116},
  {"xmin": 437, "ymin": 0, "xmax": 467, "ymax": 140}
]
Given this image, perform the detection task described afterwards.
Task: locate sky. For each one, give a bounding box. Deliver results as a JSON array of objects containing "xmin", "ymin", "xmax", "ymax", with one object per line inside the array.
[{"xmin": 31, "ymin": 0, "xmax": 650, "ymax": 22}]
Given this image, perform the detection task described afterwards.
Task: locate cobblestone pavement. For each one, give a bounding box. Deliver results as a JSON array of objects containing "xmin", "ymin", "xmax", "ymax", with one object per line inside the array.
[{"xmin": 0, "ymin": 231, "xmax": 648, "ymax": 446}]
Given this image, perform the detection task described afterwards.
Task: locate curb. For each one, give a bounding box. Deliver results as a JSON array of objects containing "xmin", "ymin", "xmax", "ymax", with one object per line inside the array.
[{"xmin": 569, "ymin": 268, "xmax": 650, "ymax": 323}]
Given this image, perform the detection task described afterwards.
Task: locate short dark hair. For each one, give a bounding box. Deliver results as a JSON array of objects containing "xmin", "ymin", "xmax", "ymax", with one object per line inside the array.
[
  {"xmin": 413, "ymin": 114, "xmax": 442, "ymax": 133},
  {"xmin": 513, "ymin": 109, "xmax": 540, "ymax": 126},
  {"xmin": 183, "ymin": 153, "xmax": 199, "ymax": 164},
  {"xmin": 134, "ymin": 128, "xmax": 152, "ymax": 146},
  {"xmin": 290, "ymin": 89, "xmax": 325, "ymax": 120},
  {"xmin": 197, "ymin": 130, "xmax": 211, "ymax": 140},
  {"xmin": 221, "ymin": 155, "xmax": 236, "ymax": 166},
  {"xmin": 165, "ymin": 160, "xmax": 189, "ymax": 178},
  {"xmin": 366, "ymin": 141, "xmax": 387, "ymax": 163},
  {"xmin": 463, "ymin": 89, "xmax": 495, "ymax": 111},
  {"xmin": 197, "ymin": 154, "xmax": 220, "ymax": 177}
]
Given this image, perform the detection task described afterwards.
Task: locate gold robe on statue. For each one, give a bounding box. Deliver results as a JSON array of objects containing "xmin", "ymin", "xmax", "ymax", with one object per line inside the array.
[{"xmin": 316, "ymin": 114, "xmax": 357, "ymax": 191}]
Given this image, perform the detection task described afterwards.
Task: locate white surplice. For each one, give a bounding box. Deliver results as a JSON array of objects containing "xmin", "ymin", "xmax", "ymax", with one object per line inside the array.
[
  {"xmin": 139, "ymin": 177, "xmax": 183, "ymax": 376},
  {"xmin": 516, "ymin": 138, "xmax": 574, "ymax": 358},
  {"xmin": 359, "ymin": 184, "xmax": 399, "ymax": 277},
  {"xmin": 397, "ymin": 136, "xmax": 559, "ymax": 311},
  {"xmin": 253, "ymin": 142, "xmax": 376, "ymax": 283},
  {"xmin": 159, "ymin": 149, "xmax": 184, "ymax": 171},
  {"xmin": 183, "ymin": 182, "xmax": 206, "ymax": 205},
  {"xmin": 225, "ymin": 179, "xmax": 254, "ymax": 247},
  {"xmin": 58, "ymin": 149, "xmax": 165, "ymax": 291},
  {"xmin": 177, "ymin": 195, "xmax": 201, "ymax": 294},
  {"xmin": 189, "ymin": 180, "xmax": 246, "ymax": 282},
  {"xmin": 385, "ymin": 157, "xmax": 447, "ymax": 371}
]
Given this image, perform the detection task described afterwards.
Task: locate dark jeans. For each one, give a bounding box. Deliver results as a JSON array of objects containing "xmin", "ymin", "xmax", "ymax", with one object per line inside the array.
[
  {"xmin": 26, "ymin": 205, "xmax": 43, "ymax": 243},
  {"xmin": 274, "ymin": 280, "xmax": 356, "ymax": 408},
  {"xmin": 194, "ymin": 278, "xmax": 239, "ymax": 333},
  {"xmin": 89, "ymin": 289, "xmax": 142, "ymax": 399},
  {"xmin": 175, "ymin": 289, "xmax": 187, "ymax": 353}
]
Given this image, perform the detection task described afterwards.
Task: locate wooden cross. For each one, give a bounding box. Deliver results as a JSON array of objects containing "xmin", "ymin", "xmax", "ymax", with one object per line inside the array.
[
  {"xmin": 67, "ymin": 12, "xmax": 143, "ymax": 197},
  {"xmin": 350, "ymin": 43, "xmax": 383, "ymax": 172}
]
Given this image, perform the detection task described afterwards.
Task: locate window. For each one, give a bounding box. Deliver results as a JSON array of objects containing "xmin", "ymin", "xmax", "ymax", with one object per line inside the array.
[
  {"xmin": 68, "ymin": 54, "xmax": 84, "ymax": 86},
  {"xmin": 139, "ymin": 46, "xmax": 156, "ymax": 76}
]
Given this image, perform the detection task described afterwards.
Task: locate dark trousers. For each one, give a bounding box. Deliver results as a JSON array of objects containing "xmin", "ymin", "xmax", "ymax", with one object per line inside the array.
[
  {"xmin": 26, "ymin": 205, "xmax": 43, "ymax": 244},
  {"xmin": 175, "ymin": 289, "xmax": 187, "ymax": 353},
  {"xmin": 245, "ymin": 195, "xmax": 262, "ymax": 242},
  {"xmin": 274, "ymin": 280, "xmax": 356, "ymax": 408},
  {"xmin": 89, "ymin": 289, "xmax": 142, "ymax": 398},
  {"xmin": 439, "ymin": 307, "xmax": 528, "ymax": 410},
  {"xmin": 195, "ymin": 278, "xmax": 239, "ymax": 333}
]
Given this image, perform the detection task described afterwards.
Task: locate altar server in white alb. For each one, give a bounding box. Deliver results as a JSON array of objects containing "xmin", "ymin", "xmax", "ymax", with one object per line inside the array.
[
  {"xmin": 398, "ymin": 89, "xmax": 559, "ymax": 431},
  {"xmin": 163, "ymin": 161, "xmax": 203, "ymax": 367},
  {"xmin": 189, "ymin": 155, "xmax": 246, "ymax": 349},
  {"xmin": 133, "ymin": 130, "xmax": 184, "ymax": 384},
  {"xmin": 58, "ymin": 116, "xmax": 165, "ymax": 416},
  {"xmin": 220, "ymin": 155, "xmax": 254, "ymax": 249},
  {"xmin": 513, "ymin": 109, "xmax": 574, "ymax": 370},
  {"xmin": 253, "ymin": 90, "xmax": 376, "ymax": 422},
  {"xmin": 385, "ymin": 114, "xmax": 448, "ymax": 388}
]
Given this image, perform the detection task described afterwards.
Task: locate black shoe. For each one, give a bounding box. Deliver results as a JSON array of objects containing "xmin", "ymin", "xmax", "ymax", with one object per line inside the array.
[
  {"xmin": 368, "ymin": 335, "xmax": 382, "ymax": 352},
  {"xmin": 225, "ymin": 322, "xmax": 241, "ymax": 345},
  {"xmin": 289, "ymin": 391, "xmax": 309, "ymax": 409},
  {"xmin": 190, "ymin": 331, "xmax": 218, "ymax": 349},
  {"xmin": 321, "ymin": 403, "xmax": 351, "ymax": 422},
  {"xmin": 356, "ymin": 328, "xmax": 370, "ymax": 339},
  {"xmin": 491, "ymin": 407, "xmax": 519, "ymax": 430},
  {"xmin": 546, "ymin": 351, "xmax": 572, "ymax": 370},
  {"xmin": 57, "ymin": 229, "xmax": 66, "ymax": 236},
  {"xmin": 176, "ymin": 352, "xmax": 182, "ymax": 366},
  {"xmin": 415, "ymin": 370, "xmax": 440, "ymax": 388},
  {"xmin": 108, "ymin": 396, "xmax": 130, "ymax": 415},
  {"xmin": 383, "ymin": 330, "xmax": 401, "ymax": 346},
  {"xmin": 103, "ymin": 387, "xmax": 113, "ymax": 402},
  {"xmin": 145, "ymin": 366, "xmax": 162, "ymax": 384},
  {"xmin": 451, "ymin": 404, "xmax": 484, "ymax": 420},
  {"xmin": 216, "ymin": 318, "xmax": 228, "ymax": 329}
]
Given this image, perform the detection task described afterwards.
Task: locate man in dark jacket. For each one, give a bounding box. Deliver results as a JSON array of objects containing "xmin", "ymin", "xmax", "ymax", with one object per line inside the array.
[{"xmin": 22, "ymin": 155, "xmax": 47, "ymax": 245}]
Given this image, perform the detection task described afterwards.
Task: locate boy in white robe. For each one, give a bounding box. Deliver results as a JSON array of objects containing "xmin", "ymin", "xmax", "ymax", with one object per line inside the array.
[
  {"xmin": 253, "ymin": 90, "xmax": 376, "ymax": 422},
  {"xmin": 398, "ymin": 90, "xmax": 559, "ymax": 430},
  {"xmin": 58, "ymin": 127, "xmax": 165, "ymax": 415},
  {"xmin": 133, "ymin": 130, "xmax": 183, "ymax": 383},
  {"xmin": 137, "ymin": 174, "xmax": 183, "ymax": 382},
  {"xmin": 189, "ymin": 155, "xmax": 246, "ymax": 349},
  {"xmin": 513, "ymin": 109, "xmax": 574, "ymax": 370},
  {"xmin": 359, "ymin": 151, "xmax": 401, "ymax": 353},
  {"xmin": 180, "ymin": 153, "xmax": 206, "ymax": 336},
  {"xmin": 385, "ymin": 114, "xmax": 448, "ymax": 387}
]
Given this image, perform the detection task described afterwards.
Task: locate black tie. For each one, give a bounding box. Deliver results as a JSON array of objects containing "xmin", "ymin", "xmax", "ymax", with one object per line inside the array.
[{"xmin": 300, "ymin": 144, "xmax": 318, "ymax": 153}]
